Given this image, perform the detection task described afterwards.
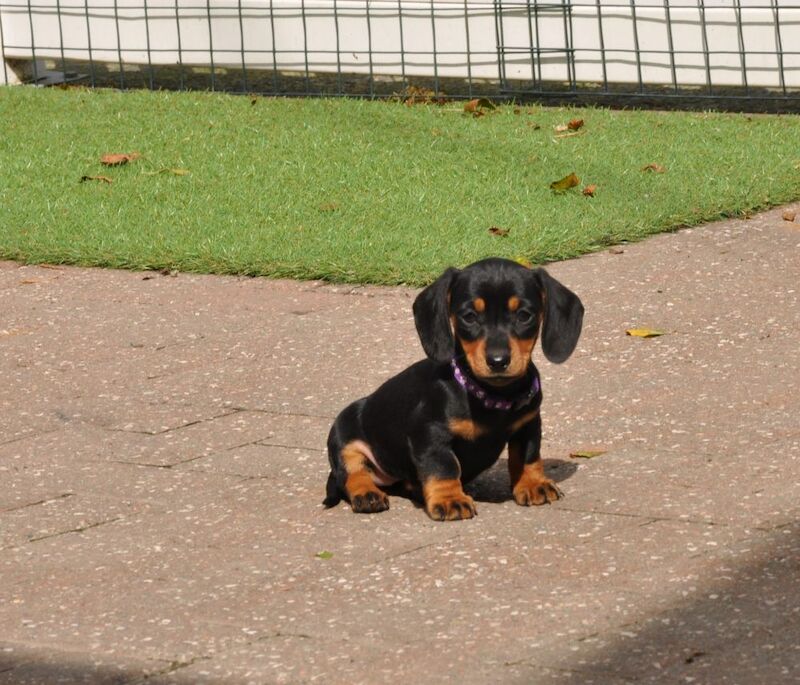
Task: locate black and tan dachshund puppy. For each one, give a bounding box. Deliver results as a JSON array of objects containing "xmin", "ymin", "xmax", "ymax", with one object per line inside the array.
[{"xmin": 323, "ymin": 258, "xmax": 584, "ymax": 521}]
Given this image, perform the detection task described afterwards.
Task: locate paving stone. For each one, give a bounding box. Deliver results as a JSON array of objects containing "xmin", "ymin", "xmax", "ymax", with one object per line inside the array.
[{"xmin": 1, "ymin": 205, "xmax": 799, "ymax": 682}]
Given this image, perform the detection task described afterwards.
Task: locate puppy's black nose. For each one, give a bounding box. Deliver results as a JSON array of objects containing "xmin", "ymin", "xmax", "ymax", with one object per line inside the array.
[{"xmin": 486, "ymin": 351, "xmax": 511, "ymax": 372}]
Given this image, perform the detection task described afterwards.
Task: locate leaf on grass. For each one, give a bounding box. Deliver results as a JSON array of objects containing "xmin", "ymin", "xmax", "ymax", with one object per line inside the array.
[
  {"xmin": 550, "ymin": 172, "xmax": 580, "ymax": 192},
  {"xmin": 464, "ymin": 98, "xmax": 497, "ymax": 117},
  {"xmin": 526, "ymin": 122, "xmax": 541, "ymax": 130},
  {"xmin": 642, "ymin": 163, "xmax": 667, "ymax": 173},
  {"xmin": 626, "ymin": 328, "xmax": 666, "ymax": 338},
  {"xmin": 395, "ymin": 85, "xmax": 448, "ymax": 106},
  {"xmin": 554, "ymin": 124, "xmax": 569, "ymax": 133},
  {"xmin": 464, "ymin": 98, "xmax": 497, "ymax": 114},
  {"xmin": 570, "ymin": 450, "xmax": 607, "ymax": 459},
  {"xmin": 142, "ymin": 168, "xmax": 191, "ymax": 177},
  {"xmin": 582, "ymin": 184, "xmax": 597, "ymax": 197},
  {"xmin": 781, "ymin": 209, "xmax": 796, "ymax": 222},
  {"xmin": 101, "ymin": 152, "xmax": 141, "ymax": 167},
  {"xmin": 488, "ymin": 226, "xmax": 510, "ymax": 237},
  {"xmin": 318, "ymin": 202, "xmax": 339, "ymax": 212},
  {"xmin": 568, "ymin": 118, "xmax": 585, "ymax": 131},
  {"xmin": 514, "ymin": 256, "xmax": 533, "ymax": 268},
  {"xmin": 80, "ymin": 175, "xmax": 113, "ymax": 184},
  {"xmin": 315, "ymin": 551, "xmax": 334, "ymax": 560}
]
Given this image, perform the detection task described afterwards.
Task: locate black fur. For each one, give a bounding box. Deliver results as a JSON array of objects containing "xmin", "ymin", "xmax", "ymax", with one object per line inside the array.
[{"xmin": 324, "ymin": 258, "xmax": 584, "ymax": 520}]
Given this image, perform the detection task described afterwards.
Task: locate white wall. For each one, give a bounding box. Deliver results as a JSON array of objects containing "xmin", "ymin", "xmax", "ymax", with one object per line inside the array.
[{"xmin": 2, "ymin": 1, "xmax": 799, "ymax": 88}]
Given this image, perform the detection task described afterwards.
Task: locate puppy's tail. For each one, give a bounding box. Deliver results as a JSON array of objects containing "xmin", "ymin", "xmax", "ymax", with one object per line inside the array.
[{"xmin": 322, "ymin": 470, "xmax": 343, "ymax": 508}]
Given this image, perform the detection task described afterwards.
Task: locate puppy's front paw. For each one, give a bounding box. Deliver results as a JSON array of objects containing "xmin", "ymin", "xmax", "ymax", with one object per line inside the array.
[
  {"xmin": 423, "ymin": 478, "xmax": 477, "ymax": 521},
  {"xmin": 513, "ymin": 478, "xmax": 562, "ymax": 506}
]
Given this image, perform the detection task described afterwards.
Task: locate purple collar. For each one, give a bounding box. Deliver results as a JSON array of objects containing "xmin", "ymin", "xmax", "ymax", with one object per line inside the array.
[{"xmin": 450, "ymin": 359, "xmax": 540, "ymax": 411}]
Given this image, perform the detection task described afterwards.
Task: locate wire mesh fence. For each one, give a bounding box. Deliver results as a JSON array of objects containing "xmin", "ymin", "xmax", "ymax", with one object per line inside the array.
[{"xmin": 2, "ymin": 1, "xmax": 799, "ymax": 109}]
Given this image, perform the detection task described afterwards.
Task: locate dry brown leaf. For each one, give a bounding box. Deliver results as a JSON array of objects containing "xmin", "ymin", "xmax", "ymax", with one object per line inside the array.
[
  {"xmin": 642, "ymin": 163, "xmax": 667, "ymax": 173},
  {"xmin": 568, "ymin": 118, "xmax": 585, "ymax": 131},
  {"xmin": 142, "ymin": 168, "xmax": 191, "ymax": 177},
  {"xmin": 626, "ymin": 328, "xmax": 666, "ymax": 338},
  {"xmin": 782, "ymin": 209, "xmax": 796, "ymax": 222},
  {"xmin": 550, "ymin": 172, "xmax": 580, "ymax": 192},
  {"xmin": 464, "ymin": 98, "xmax": 496, "ymax": 117},
  {"xmin": 554, "ymin": 124, "xmax": 569, "ymax": 133},
  {"xmin": 608, "ymin": 247, "xmax": 625, "ymax": 255},
  {"xmin": 101, "ymin": 152, "xmax": 141, "ymax": 167},
  {"xmin": 569, "ymin": 450, "xmax": 607, "ymax": 459},
  {"xmin": 582, "ymin": 184, "xmax": 597, "ymax": 197},
  {"xmin": 527, "ymin": 122, "xmax": 541, "ymax": 130},
  {"xmin": 488, "ymin": 226, "xmax": 510, "ymax": 237},
  {"xmin": 80, "ymin": 175, "xmax": 113, "ymax": 184}
]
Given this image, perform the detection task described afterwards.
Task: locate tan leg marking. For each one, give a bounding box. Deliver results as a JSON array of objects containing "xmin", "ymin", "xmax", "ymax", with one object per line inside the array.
[
  {"xmin": 508, "ymin": 443, "xmax": 562, "ymax": 506},
  {"xmin": 510, "ymin": 409, "xmax": 540, "ymax": 435},
  {"xmin": 423, "ymin": 478, "xmax": 476, "ymax": 521},
  {"xmin": 341, "ymin": 441, "xmax": 389, "ymax": 514}
]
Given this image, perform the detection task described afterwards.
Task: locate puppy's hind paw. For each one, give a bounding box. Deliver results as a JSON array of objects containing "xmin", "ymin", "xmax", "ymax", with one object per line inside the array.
[{"xmin": 351, "ymin": 489, "xmax": 390, "ymax": 514}]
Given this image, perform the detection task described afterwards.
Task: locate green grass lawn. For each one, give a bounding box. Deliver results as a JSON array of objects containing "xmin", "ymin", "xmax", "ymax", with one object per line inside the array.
[{"xmin": 1, "ymin": 87, "xmax": 799, "ymax": 285}]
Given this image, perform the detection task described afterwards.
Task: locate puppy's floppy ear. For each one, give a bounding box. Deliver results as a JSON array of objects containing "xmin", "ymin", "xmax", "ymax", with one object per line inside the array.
[
  {"xmin": 534, "ymin": 268, "xmax": 584, "ymax": 364},
  {"xmin": 413, "ymin": 267, "xmax": 460, "ymax": 363}
]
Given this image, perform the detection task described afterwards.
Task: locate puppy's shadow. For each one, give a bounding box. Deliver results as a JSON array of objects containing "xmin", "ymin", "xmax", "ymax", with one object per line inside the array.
[{"xmin": 465, "ymin": 458, "xmax": 578, "ymax": 504}]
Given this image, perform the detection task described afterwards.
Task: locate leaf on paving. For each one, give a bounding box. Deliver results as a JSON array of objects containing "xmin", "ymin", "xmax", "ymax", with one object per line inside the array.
[
  {"xmin": 550, "ymin": 172, "xmax": 580, "ymax": 192},
  {"xmin": 19, "ymin": 279, "xmax": 39, "ymax": 285},
  {"xmin": 159, "ymin": 268, "xmax": 179, "ymax": 277},
  {"xmin": 101, "ymin": 152, "xmax": 141, "ymax": 167},
  {"xmin": 315, "ymin": 551, "xmax": 334, "ymax": 560},
  {"xmin": 488, "ymin": 226, "xmax": 510, "ymax": 237},
  {"xmin": 642, "ymin": 163, "xmax": 667, "ymax": 173},
  {"xmin": 514, "ymin": 256, "xmax": 533, "ymax": 268},
  {"xmin": 626, "ymin": 328, "xmax": 666, "ymax": 338},
  {"xmin": 568, "ymin": 118, "xmax": 584, "ymax": 131},
  {"xmin": 781, "ymin": 209, "xmax": 796, "ymax": 222},
  {"xmin": 582, "ymin": 184, "xmax": 597, "ymax": 197},
  {"xmin": 80, "ymin": 175, "xmax": 113, "ymax": 184},
  {"xmin": 608, "ymin": 247, "xmax": 625, "ymax": 255},
  {"xmin": 318, "ymin": 202, "xmax": 339, "ymax": 212},
  {"xmin": 569, "ymin": 450, "xmax": 607, "ymax": 459}
]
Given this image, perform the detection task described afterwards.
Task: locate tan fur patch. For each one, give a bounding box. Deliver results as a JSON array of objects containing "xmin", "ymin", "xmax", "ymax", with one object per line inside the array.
[
  {"xmin": 458, "ymin": 336, "xmax": 490, "ymax": 377},
  {"xmin": 341, "ymin": 442, "xmax": 385, "ymax": 499},
  {"xmin": 423, "ymin": 478, "xmax": 476, "ymax": 521},
  {"xmin": 510, "ymin": 409, "xmax": 540, "ymax": 434},
  {"xmin": 507, "ymin": 335, "xmax": 535, "ymax": 377},
  {"xmin": 448, "ymin": 418, "xmax": 487, "ymax": 441},
  {"xmin": 508, "ymin": 443, "xmax": 561, "ymax": 505}
]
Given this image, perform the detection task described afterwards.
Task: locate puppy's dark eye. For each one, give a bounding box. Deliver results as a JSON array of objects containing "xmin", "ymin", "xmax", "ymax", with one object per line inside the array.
[
  {"xmin": 516, "ymin": 310, "xmax": 534, "ymax": 324},
  {"xmin": 460, "ymin": 311, "xmax": 478, "ymax": 325}
]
